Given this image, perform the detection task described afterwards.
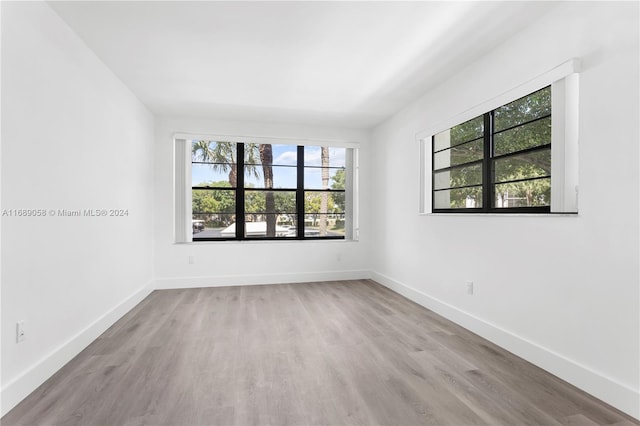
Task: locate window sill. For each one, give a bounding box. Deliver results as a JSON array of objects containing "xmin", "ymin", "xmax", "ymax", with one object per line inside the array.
[
  {"xmin": 175, "ymin": 238, "xmax": 357, "ymax": 245},
  {"xmin": 420, "ymin": 212, "xmax": 579, "ymax": 217}
]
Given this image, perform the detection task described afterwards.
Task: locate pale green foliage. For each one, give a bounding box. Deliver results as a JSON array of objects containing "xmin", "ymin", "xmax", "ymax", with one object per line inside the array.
[{"xmin": 331, "ymin": 169, "xmax": 346, "ymax": 212}]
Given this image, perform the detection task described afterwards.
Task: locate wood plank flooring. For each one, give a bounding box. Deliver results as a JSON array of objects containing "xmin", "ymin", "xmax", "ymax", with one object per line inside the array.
[{"xmin": 3, "ymin": 280, "xmax": 637, "ymax": 426}]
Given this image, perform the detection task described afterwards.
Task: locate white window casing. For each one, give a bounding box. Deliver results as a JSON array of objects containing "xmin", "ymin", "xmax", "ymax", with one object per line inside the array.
[
  {"xmin": 174, "ymin": 138, "xmax": 192, "ymax": 243},
  {"xmin": 551, "ymin": 73, "xmax": 580, "ymax": 213},
  {"xmin": 345, "ymin": 148, "xmax": 358, "ymax": 241}
]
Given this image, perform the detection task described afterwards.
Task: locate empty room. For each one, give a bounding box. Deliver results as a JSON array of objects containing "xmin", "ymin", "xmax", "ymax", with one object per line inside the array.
[{"xmin": 1, "ymin": 1, "xmax": 639, "ymax": 425}]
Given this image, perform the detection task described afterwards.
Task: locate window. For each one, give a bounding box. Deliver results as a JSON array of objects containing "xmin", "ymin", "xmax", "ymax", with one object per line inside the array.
[
  {"xmin": 186, "ymin": 141, "xmax": 352, "ymax": 241},
  {"xmin": 433, "ymin": 87, "xmax": 552, "ymax": 213},
  {"xmin": 421, "ymin": 60, "xmax": 580, "ymax": 215}
]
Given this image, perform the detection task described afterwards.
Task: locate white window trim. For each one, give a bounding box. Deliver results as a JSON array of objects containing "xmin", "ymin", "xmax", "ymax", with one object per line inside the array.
[
  {"xmin": 173, "ymin": 132, "xmax": 360, "ymax": 149},
  {"xmin": 174, "ymin": 138, "xmax": 192, "ymax": 243},
  {"xmin": 174, "ymin": 134, "xmax": 360, "ymax": 243},
  {"xmin": 418, "ymin": 58, "xmax": 580, "ymax": 214},
  {"xmin": 550, "ymin": 73, "xmax": 580, "ymax": 213}
]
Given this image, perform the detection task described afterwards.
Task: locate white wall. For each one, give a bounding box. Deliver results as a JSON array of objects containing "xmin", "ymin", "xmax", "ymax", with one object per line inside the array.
[
  {"xmin": 1, "ymin": 2, "xmax": 155, "ymax": 415},
  {"xmin": 371, "ymin": 1, "xmax": 639, "ymax": 418},
  {"xmin": 153, "ymin": 116, "xmax": 371, "ymax": 288}
]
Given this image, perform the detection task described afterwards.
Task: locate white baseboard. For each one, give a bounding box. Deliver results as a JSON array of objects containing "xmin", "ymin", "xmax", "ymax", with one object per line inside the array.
[
  {"xmin": 154, "ymin": 269, "xmax": 371, "ymax": 289},
  {"xmin": 370, "ymin": 271, "xmax": 640, "ymax": 420},
  {"xmin": 0, "ymin": 280, "xmax": 155, "ymax": 417}
]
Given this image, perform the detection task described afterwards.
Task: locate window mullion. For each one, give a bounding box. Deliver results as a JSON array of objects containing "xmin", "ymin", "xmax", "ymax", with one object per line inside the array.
[
  {"xmin": 296, "ymin": 146, "xmax": 305, "ymax": 239},
  {"xmin": 431, "ymin": 135, "xmax": 436, "ymax": 215},
  {"xmin": 236, "ymin": 144, "xmax": 245, "ymax": 239},
  {"xmin": 483, "ymin": 112, "xmax": 493, "ymax": 211}
]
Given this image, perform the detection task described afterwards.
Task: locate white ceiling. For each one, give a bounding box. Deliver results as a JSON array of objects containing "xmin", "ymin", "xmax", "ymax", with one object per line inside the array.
[{"xmin": 49, "ymin": 1, "xmax": 556, "ymax": 129}]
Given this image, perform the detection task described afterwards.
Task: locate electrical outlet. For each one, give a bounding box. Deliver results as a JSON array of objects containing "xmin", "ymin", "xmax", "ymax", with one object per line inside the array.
[
  {"xmin": 16, "ymin": 321, "xmax": 26, "ymax": 343},
  {"xmin": 188, "ymin": 256, "xmax": 195, "ymax": 264},
  {"xmin": 466, "ymin": 281, "xmax": 474, "ymax": 295}
]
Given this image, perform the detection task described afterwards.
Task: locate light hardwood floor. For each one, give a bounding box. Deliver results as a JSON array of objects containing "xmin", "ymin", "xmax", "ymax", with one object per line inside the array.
[{"xmin": 2, "ymin": 280, "xmax": 637, "ymax": 426}]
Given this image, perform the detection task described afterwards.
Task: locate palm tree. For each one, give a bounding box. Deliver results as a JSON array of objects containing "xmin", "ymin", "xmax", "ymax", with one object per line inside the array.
[
  {"xmin": 192, "ymin": 141, "xmax": 238, "ymax": 186},
  {"xmin": 259, "ymin": 144, "xmax": 276, "ymax": 237},
  {"xmin": 192, "ymin": 141, "xmax": 261, "ymax": 187},
  {"xmin": 319, "ymin": 146, "xmax": 330, "ymax": 236},
  {"xmin": 243, "ymin": 142, "xmax": 262, "ymax": 185}
]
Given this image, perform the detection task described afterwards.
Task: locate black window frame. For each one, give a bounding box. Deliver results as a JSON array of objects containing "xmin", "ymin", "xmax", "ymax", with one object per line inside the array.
[
  {"xmin": 432, "ymin": 86, "xmax": 552, "ymax": 214},
  {"xmin": 192, "ymin": 143, "xmax": 347, "ymax": 241}
]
